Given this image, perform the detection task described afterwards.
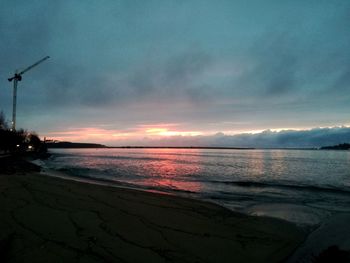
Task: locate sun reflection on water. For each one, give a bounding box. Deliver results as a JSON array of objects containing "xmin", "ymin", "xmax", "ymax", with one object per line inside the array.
[{"xmin": 125, "ymin": 149, "xmax": 203, "ymax": 193}]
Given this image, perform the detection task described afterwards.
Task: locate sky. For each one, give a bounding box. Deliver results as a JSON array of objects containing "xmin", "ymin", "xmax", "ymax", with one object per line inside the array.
[{"xmin": 0, "ymin": 0, "xmax": 349, "ymax": 147}]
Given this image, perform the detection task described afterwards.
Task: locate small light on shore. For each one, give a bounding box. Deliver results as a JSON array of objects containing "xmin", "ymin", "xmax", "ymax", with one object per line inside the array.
[
  {"xmin": 28, "ymin": 145, "xmax": 33, "ymax": 150},
  {"xmin": 16, "ymin": 144, "xmax": 20, "ymax": 147}
]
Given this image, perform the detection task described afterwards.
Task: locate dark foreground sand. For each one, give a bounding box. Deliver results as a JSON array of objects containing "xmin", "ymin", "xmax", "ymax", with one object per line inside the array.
[{"xmin": 0, "ymin": 160, "xmax": 306, "ymax": 262}]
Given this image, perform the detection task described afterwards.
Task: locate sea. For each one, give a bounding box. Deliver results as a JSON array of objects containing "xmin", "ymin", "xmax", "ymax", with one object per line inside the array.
[{"xmin": 40, "ymin": 148, "xmax": 350, "ymax": 226}]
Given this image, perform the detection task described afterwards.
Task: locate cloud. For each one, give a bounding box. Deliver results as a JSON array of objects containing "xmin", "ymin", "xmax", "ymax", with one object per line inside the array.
[
  {"xmin": 0, "ymin": 1, "xmax": 349, "ymax": 136},
  {"xmin": 235, "ymin": 4, "xmax": 350, "ymax": 100},
  {"xmin": 121, "ymin": 126, "xmax": 350, "ymax": 148},
  {"xmin": 125, "ymin": 49, "xmax": 214, "ymax": 102},
  {"xmin": 238, "ymin": 32, "xmax": 299, "ymax": 96}
]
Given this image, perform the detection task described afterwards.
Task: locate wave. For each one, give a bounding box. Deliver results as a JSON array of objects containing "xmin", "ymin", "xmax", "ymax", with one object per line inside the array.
[
  {"xmin": 54, "ymin": 154, "xmax": 168, "ymax": 162},
  {"xmin": 56, "ymin": 166, "xmax": 147, "ymax": 179},
  {"xmin": 49, "ymin": 153, "xmax": 210, "ymax": 167},
  {"xmin": 207, "ymin": 180, "xmax": 350, "ymax": 195},
  {"xmin": 49, "ymin": 150, "xmax": 254, "ymax": 163},
  {"xmin": 54, "ymin": 166, "xmax": 350, "ymax": 196},
  {"xmin": 50, "ymin": 168, "xmax": 198, "ymax": 195}
]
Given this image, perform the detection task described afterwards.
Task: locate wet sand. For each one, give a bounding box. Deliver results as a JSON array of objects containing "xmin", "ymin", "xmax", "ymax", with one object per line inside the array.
[
  {"xmin": 0, "ymin": 161, "xmax": 306, "ymax": 262},
  {"xmin": 286, "ymin": 213, "xmax": 350, "ymax": 263}
]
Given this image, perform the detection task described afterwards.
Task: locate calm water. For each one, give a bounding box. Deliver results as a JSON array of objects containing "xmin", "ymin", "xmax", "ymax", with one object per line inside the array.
[{"xmin": 42, "ymin": 148, "xmax": 350, "ymax": 225}]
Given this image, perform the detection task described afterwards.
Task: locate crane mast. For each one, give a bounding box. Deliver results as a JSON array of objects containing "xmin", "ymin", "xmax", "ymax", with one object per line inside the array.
[{"xmin": 8, "ymin": 56, "xmax": 50, "ymax": 131}]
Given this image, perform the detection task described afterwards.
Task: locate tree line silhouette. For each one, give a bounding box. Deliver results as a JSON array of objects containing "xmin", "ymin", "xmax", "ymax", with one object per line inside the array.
[{"xmin": 0, "ymin": 111, "xmax": 46, "ymax": 154}]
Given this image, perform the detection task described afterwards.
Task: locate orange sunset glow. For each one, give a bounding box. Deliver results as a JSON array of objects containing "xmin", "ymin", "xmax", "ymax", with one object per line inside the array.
[
  {"xmin": 43, "ymin": 123, "xmax": 347, "ymax": 146},
  {"xmin": 43, "ymin": 124, "xmax": 204, "ymax": 143},
  {"xmin": 145, "ymin": 128, "xmax": 202, "ymax": 136}
]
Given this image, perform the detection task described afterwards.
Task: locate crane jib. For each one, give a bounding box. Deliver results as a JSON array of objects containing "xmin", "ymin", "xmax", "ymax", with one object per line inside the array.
[
  {"xmin": 7, "ymin": 56, "xmax": 50, "ymax": 131},
  {"xmin": 19, "ymin": 56, "xmax": 50, "ymax": 75},
  {"xmin": 7, "ymin": 56, "xmax": 50, "ymax": 81}
]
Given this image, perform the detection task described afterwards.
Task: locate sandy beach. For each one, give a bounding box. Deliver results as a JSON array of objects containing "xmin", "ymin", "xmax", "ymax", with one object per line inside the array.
[{"xmin": 0, "ymin": 158, "xmax": 306, "ymax": 262}]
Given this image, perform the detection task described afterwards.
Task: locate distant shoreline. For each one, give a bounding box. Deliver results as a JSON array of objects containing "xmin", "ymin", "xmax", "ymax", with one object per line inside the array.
[
  {"xmin": 45, "ymin": 141, "xmax": 321, "ymax": 150},
  {"xmin": 46, "ymin": 141, "xmax": 350, "ymax": 151}
]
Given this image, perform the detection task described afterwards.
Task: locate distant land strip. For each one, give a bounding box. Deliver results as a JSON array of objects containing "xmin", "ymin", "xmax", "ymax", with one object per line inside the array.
[
  {"xmin": 320, "ymin": 143, "xmax": 350, "ymax": 150},
  {"xmin": 46, "ymin": 142, "xmax": 255, "ymax": 150},
  {"xmin": 45, "ymin": 142, "xmax": 255, "ymax": 150},
  {"xmin": 45, "ymin": 142, "xmax": 107, "ymax": 148},
  {"xmin": 46, "ymin": 141, "xmax": 325, "ymax": 150}
]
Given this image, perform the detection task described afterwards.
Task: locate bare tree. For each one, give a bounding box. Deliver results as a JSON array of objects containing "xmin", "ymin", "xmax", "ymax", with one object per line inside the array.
[{"xmin": 0, "ymin": 111, "xmax": 8, "ymax": 130}]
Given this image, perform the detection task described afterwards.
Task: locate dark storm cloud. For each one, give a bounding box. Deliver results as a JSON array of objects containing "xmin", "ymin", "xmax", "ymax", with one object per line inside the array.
[
  {"xmin": 125, "ymin": 49, "xmax": 213, "ymax": 102},
  {"xmin": 41, "ymin": 64, "xmax": 120, "ymax": 107},
  {"xmin": 240, "ymin": 127, "xmax": 350, "ymax": 148},
  {"xmin": 31, "ymin": 48, "xmax": 213, "ymax": 109},
  {"xmin": 219, "ymin": 127, "xmax": 350, "ymax": 148},
  {"xmin": 235, "ymin": 4, "xmax": 350, "ymax": 100},
  {"xmin": 239, "ymin": 32, "xmax": 299, "ymax": 96},
  {"xmin": 0, "ymin": 1, "xmax": 66, "ymax": 111},
  {"xmin": 327, "ymin": 8, "xmax": 350, "ymax": 94},
  {"xmin": 163, "ymin": 51, "xmax": 212, "ymax": 87},
  {"xmin": 0, "ymin": 0, "xmax": 349, "ymax": 139},
  {"xmin": 137, "ymin": 127, "xmax": 350, "ymax": 148},
  {"xmin": 0, "ymin": 1, "xmax": 60, "ymax": 65}
]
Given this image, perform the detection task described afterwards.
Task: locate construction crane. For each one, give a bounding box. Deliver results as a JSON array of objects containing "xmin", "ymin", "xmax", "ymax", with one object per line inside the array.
[{"xmin": 8, "ymin": 56, "xmax": 50, "ymax": 131}]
